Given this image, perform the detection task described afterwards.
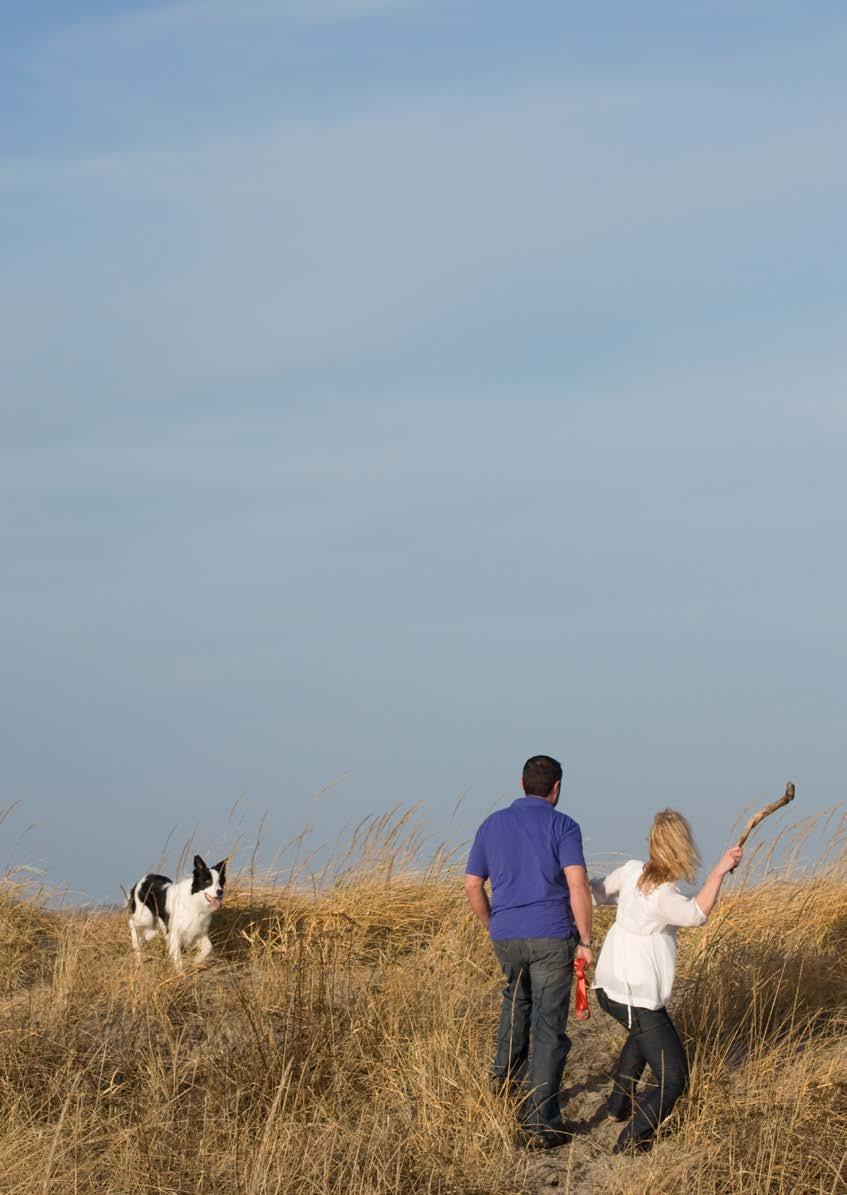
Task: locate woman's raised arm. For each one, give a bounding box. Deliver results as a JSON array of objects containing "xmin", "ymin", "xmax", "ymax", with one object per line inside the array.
[{"xmin": 693, "ymin": 846, "xmax": 743, "ymax": 919}]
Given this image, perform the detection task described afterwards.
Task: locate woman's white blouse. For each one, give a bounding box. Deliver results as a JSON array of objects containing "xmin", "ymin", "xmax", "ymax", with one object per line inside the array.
[{"xmin": 591, "ymin": 859, "xmax": 706, "ymax": 1011}]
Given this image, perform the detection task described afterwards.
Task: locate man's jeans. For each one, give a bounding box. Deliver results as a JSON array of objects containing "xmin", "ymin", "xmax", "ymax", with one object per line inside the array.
[
  {"xmin": 491, "ymin": 936, "xmax": 576, "ymax": 1138},
  {"xmin": 595, "ymin": 988, "xmax": 689, "ymax": 1147}
]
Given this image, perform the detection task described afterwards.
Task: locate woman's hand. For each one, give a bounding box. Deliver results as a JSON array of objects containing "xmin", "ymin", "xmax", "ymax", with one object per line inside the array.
[
  {"xmin": 718, "ymin": 846, "xmax": 744, "ymax": 874},
  {"xmin": 696, "ymin": 846, "xmax": 744, "ymax": 918}
]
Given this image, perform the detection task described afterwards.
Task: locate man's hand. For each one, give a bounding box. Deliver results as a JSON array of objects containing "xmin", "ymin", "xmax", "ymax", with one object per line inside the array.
[
  {"xmin": 563, "ymin": 864, "xmax": 593, "ymax": 963},
  {"xmin": 464, "ymin": 873, "xmax": 491, "ymax": 930}
]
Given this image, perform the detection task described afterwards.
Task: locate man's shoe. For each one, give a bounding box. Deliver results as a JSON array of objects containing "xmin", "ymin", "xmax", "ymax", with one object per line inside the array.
[
  {"xmin": 612, "ymin": 1135, "xmax": 652, "ymax": 1156},
  {"xmin": 518, "ymin": 1128, "xmax": 572, "ymax": 1151}
]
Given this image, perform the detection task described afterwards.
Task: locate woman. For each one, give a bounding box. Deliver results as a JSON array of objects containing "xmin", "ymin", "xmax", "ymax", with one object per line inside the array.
[{"xmin": 591, "ymin": 810, "xmax": 742, "ymax": 1154}]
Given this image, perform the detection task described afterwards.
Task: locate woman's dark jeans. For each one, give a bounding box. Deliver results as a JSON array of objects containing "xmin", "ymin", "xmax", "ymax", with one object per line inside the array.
[
  {"xmin": 491, "ymin": 936, "xmax": 576, "ymax": 1139},
  {"xmin": 595, "ymin": 987, "xmax": 689, "ymax": 1148}
]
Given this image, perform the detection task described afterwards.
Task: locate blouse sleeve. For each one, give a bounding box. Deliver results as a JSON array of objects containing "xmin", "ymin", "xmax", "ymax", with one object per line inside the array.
[
  {"xmin": 654, "ymin": 885, "xmax": 707, "ymax": 927},
  {"xmin": 590, "ymin": 861, "xmax": 631, "ymax": 905}
]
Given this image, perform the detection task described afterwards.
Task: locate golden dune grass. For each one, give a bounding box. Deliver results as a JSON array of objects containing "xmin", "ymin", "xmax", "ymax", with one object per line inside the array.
[{"xmin": 0, "ymin": 809, "xmax": 844, "ymax": 1194}]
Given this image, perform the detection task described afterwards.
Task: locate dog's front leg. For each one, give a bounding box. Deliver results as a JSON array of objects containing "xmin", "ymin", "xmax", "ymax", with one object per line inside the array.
[
  {"xmin": 196, "ymin": 935, "xmax": 212, "ymax": 963},
  {"xmin": 168, "ymin": 931, "xmax": 184, "ymax": 971},
  {"xmin": 129, "ymin": 919, "xmax": 142, "ymax": 964}
]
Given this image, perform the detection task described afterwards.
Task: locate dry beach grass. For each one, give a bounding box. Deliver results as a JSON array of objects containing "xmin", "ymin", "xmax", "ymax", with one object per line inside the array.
[{"xmin": 0, "ymin": 809, "xmax": 845, "ymax": 1194}]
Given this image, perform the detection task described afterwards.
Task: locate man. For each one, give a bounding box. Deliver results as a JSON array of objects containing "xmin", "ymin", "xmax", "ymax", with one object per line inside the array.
[{"xmin": 465, "ymin": 754, "xmax": 593, "ymax": 1148}]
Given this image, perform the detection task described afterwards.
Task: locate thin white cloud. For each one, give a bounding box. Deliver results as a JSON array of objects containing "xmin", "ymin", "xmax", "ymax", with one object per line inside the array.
[
  {"xmin": 41, "ymin": 0, "xmax": 417, "ymax": 51},
  {"xmin": 6, "ymin": 347, "xmax": 846, "ymax": 491},
  {"xmin": 3, "ymin": 79, "xmax": 845, "ymax": 409},
  {"xmin": 3, "ymin": 6, "xmax": 846, "ymax": 425}
]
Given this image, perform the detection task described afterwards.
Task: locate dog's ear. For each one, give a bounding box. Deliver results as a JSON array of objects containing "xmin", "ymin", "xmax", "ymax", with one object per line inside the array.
[
  {"xmin": 213, "ymin": 859, "xmax": 227, "ymax": 882},
  {"xmin": 193, "ymin": 854, "xmax": 207, "ymax": 873}
]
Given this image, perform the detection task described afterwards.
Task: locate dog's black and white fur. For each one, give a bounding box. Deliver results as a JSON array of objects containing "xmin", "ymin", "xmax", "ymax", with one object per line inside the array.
[{"xmin": 128, "ymin": 855, "xmax": 226, "ymax": 969}]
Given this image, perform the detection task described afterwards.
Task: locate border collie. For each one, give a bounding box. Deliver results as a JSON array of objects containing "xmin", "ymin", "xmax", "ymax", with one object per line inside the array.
[{"xmin": 128, "ymin": 855, "xmax": 226, "ymax": 969}]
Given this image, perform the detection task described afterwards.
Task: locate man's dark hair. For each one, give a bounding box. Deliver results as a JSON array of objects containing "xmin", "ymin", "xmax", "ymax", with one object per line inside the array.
[{"xmin": 522, "ymin": 755, "xmax": 563, "ymax": 798}]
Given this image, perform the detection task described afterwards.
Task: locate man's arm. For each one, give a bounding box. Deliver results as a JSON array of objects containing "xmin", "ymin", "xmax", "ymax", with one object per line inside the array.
[
  {"xmin": 464, "ymin": 873, "xmax": 491, "ymax": 931},
  {"xmin": 563, "ymin": 864, "xmax": 593, "ymax": 965}
]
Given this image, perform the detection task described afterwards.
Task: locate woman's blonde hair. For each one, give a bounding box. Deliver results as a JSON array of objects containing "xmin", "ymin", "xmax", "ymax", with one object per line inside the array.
[{"xmin": 638, "ymin": 809, "xmax": 701, "ymax": 893}]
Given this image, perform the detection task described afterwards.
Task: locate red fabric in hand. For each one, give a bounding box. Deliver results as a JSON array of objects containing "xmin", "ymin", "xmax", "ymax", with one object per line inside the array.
[{"xmin": 574, "ymin": 957, "xmax": 590, "ymax": 1021}]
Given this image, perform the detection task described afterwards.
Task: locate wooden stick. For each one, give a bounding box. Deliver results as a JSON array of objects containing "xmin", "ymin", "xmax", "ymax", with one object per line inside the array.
[{"xmin": 736, "ymin": 782, "xmax": 796, "ymax": 848}]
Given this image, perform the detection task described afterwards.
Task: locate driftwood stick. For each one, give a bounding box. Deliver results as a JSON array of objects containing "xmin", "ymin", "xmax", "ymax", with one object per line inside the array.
[{"xmin": 736, "ymin": 782, "xmax": 796, "ymax": 849}]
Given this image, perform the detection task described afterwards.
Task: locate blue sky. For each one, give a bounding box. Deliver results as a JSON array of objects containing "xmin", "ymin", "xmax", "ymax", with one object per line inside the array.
[{"xmin": 2, "ymin": 2, "xmax": 845, "ymax": 900}]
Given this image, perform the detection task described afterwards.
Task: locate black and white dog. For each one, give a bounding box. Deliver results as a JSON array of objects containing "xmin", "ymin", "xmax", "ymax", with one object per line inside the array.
[{"xmin": 128, "ymin": 855, "xmax": 226, "ymax": 969}]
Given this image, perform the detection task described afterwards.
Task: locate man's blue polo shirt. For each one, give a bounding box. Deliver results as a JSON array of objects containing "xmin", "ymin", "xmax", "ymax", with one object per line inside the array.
[{"xmin": 466, "ymin": 796, "xmax": 585, "ymax": 940}]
